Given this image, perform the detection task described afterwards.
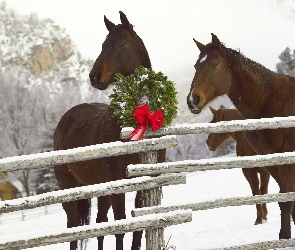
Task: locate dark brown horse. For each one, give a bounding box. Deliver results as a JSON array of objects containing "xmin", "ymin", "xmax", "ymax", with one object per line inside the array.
[
  {"xmin": 206, "ymin": 106, "xmax": 270, "ymax": 225},
  {"xmin": 54, "ymin": 12, "xmax": 165, "ymax": 250},
  {"xmin": 187, "ymin": 33, "xmax": 295, "ymax": 239}
]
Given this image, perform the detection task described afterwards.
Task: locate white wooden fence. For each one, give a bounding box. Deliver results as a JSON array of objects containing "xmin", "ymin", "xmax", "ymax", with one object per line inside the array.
[
  {"xmin": 2, "ymin": 116, "xmax": 295, "ymax": 249},
  {"xmin": 0, "ymin": 135, "xmax": 192, "ymax": 250}
]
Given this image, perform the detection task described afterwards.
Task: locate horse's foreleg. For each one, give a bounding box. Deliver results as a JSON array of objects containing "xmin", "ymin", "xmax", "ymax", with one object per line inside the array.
[
  {"xmin": 97, "ymin": 196, "xmax": 112, "ymax": 250},
  {"xmin": 279, "ymin": 201, "xmax": 292, "ymax": 239},
  {"xmin": 259, "ymin": 169, "xmax": 270, "ymax": 221},
  {"xmin": 111, "ymin": 193, "xmax": 125, "ymax": 250},
  {"xmin": 242, "ymin": 168, "xmax": 264, "ymax": 225},
  {"xmin": 291, "ymin": 202, "xmax": 295, "ymax": 225},
  {"xmin": 131, "ymin": 191, "xmax": 143, "ymax": 250},
  {"xmin": 62, "ymin": 201, "xmax": 79, "ymax": 250},
  {"xmin": 54, "ymin": 165, "xmax": 82, "ymax": 250}
]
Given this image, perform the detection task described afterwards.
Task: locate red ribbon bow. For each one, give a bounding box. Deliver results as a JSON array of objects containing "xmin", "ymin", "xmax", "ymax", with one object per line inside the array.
[{"xmin": 129, "ymin": 104, "xmax": 164, "ymax": 141}]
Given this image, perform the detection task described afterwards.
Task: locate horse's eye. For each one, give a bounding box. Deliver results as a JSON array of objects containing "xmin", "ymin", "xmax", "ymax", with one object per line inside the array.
[
  {"xmin": 119, "ymin": 42, "xmax": 125, "ymax": 47},
  {"xmin": 211, "ymin": 63, "xmax": 218, "ymax": 68}
]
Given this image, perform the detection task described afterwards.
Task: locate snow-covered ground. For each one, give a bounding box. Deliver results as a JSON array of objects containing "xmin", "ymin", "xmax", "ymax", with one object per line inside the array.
[{"xmin": 1, "ymin": 161, "xmax": 294, "ymax": 250}]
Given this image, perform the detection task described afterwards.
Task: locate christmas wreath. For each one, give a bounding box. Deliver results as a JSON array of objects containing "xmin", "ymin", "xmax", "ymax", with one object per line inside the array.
[{"xmin": 109, "ymin": 66, "xmax": 178, "ymax": 140}]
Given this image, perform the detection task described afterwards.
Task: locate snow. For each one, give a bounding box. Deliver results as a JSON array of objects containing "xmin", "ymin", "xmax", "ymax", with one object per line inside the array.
[
  {"xmin": 0, "ymin": 1, "xmax": 295, "ymax": 249},
  {"xmin": 0, "ymin": 161, "xmax": 294, "ymax": 249},
  {"xmin": 0, "ymin": 135, "xmax": 175, "ymax": 168}
]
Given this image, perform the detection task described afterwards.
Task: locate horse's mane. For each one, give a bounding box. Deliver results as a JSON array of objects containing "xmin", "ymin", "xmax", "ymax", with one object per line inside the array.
[
  {"xmin": 200, "ymin": 43, "xmax": 276, "ymax": 88},
  {"xmin": 219, "ymin": 108, "xmax": 244, "ymax": 121},
  {"xmin": 226, "ymin": 48, "xmax": 275, "ymax": 82}
]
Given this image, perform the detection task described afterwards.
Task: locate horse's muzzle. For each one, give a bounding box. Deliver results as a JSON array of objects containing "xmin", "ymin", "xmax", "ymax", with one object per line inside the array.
[
  {"xmin": 89, "ymin": 72, "xmax": 109, "ymax": 90},
  {"xmin": 187, "ymin": 94, "xmax": 202, "ymax": 114}
]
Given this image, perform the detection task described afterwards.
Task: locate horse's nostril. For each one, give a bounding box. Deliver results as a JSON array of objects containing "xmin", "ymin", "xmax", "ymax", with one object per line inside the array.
[
  {"xmin": 89, "ymin": 72, "xmax": 100, "ymax": 84},
  {"xmin": 89, "ymin": 73, "xmax": 95, "ymax": 83},
  {"xmin": 194, "ymin": 95, "xmax": 200, "ymax": 105}
]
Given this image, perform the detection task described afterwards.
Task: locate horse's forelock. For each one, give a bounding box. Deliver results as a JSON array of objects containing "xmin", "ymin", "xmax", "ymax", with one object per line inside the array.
[{"xmin": 103, "ymin": 23, "xmax": 151, "ymax": 69}]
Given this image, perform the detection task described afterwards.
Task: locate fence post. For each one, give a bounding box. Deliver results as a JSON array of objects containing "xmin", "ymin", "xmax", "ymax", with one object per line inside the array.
[
  {"xmin": 140, "ymin": 150, "xmax": 164, "ymax": 250},
  {"xmin": 22, "ymin": 210, "xmax": 25, "ymax": 221}
]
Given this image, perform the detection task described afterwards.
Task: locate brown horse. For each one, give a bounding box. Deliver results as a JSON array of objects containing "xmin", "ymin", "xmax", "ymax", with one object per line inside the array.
[
  {"xmin": 206, "ymin": 106, "xmax": 270, "ymax": 225},
  {"xmin": 187, "ymin": 33, "xmax": 295, "ymax": 239},
  {"xmin": 54, "ymin": 12, "xmax": 165, "ymax": 250}
]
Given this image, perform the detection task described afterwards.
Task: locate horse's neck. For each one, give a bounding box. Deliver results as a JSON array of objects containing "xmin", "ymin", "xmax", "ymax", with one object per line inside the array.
[
  {"xmin": 222, "ymin": 109, "xmax": 243, "ymax": 121},
  {"xmin": 226, "ymin": 50, "xmax": 277, "ymax": 118},
  {"xmin": 231, "ymin": 131, "xmax": 244, "ymax": 143},
  {"xmin": 222, "ymin": 109, "xmax": 244, "ymax": 142},
  {"xmin": 135, "ymin": 33, "xmax": 151, "ymax": 69}
]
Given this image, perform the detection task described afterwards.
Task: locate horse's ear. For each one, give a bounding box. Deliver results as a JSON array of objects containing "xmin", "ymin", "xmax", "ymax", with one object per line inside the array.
[
  {"xmin": 209, "ymin": 106, "xmax": 216, "ymax": 114},
  {"xmin": 119, "ymin": 11, "xmax": 132, "ymax": 29},
  {"xmin": 104, "ymin": 15, "xmax": 115, "ymax": 32},
  {"xmin": 193, "ymin": 38, "xmax": 205, "ymax": 51},
  {"xmin": 211, "ymin": 33, "xmax": 226, "ymax": 54}
]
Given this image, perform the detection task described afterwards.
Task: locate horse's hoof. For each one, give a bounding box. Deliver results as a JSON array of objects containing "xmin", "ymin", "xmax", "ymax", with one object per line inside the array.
[
  {"xmin": 279, "ymin": 231, "xmax": 291, "ymax": 239},
  {"xmin": 254, "ymin": 216, "xmax": 268, "ymax": 225}
]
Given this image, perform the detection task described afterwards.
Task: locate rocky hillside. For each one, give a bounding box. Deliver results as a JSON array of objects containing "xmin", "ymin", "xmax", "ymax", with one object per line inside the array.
[
  {"xmin": 0, "ymin": 1, "xmax": 109, "ymax": 100},
  {"xmin": 0, "ymin": 2, "xmax": 112, "ymax": 195}
]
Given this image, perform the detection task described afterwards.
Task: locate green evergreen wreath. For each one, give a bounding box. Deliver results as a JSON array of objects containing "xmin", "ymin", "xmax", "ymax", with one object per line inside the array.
[{"xmin": 109, "ymin": 66, "xmax": 178, "ymax": 128}]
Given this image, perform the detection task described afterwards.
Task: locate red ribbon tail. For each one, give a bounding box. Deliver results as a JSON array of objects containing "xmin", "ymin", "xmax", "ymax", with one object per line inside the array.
[{"xmin": 129, "ymin": 123, "xmax": 148, "ymax": 141}]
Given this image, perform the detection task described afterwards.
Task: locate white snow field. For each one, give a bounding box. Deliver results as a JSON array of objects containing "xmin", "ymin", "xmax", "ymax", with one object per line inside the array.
[{"xmin": 1, "ymin": 164, "xmax": 295, "ymax": 249}]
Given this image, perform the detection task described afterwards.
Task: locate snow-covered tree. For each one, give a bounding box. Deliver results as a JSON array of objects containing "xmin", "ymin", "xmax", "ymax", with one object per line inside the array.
[
  {"xmin": 0, "ymin": 3, "xmax": 113, "ymax": 195},
  {"xmin": 0, "ymin": 66, "xmax": 43, "ymax": 195},
  {"xmin": 276, "ymin": 47, "xmax": 295, "ymax": 76}
]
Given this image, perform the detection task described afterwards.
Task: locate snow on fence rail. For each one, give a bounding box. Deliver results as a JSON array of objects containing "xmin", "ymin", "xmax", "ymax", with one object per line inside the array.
[
  {"xmin": 127, "ymin": 151, "xmax": 295, "ymax": 177},
  {"xmin": 0, "ymin": 135, "xmax": 177, "ymax": 172},
  {"xmin": 132, "ymin": 192, "xmax": 295, "ymax": 217},
  {"xmin": 0, "ymin": 210, "xmax": 192, "ymax": 250},
  {"xmin": 122, "ymin": 116, "xmax": 295, "ymax": 250},
  {"xmin": 211, "ymin": 238, "xmax": 295, "ymax": 250},
  {"xmin": 2, "ymin": 116, "xmax": 295, "ymax": 249},
  {"xmin": 0, "ymin": 134, "xmax": 184, "ymax": 250},
  {"xmin": 0, "ymin": 173, "xmax": 186, "ymax": 213},
  {"xmin": 121, "ymin": 115, "xmax": 295, "ymax": 138}
]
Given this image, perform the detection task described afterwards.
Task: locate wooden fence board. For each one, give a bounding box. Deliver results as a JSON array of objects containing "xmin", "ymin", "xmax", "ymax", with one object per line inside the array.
[
  {"xmin": 127, "ymin": 151, "xmax": 295, "ymax": 177},
  {"xmin": 121, "ymin": 116, "xmax": 295, "ymax": 139},
  {"xmin": 0, "ymin": 174, "xmax": 186, "ymax": 213},
  {"xmin": 0, "ymin": 210, "xmax": 192, "ymax": 250},
  {"xmin": 132, "ymin": 192, "xmax": 295, "ymax": 217},
  {"xmin": 0, "ymin": 135, "xmax": 177, "ymax": 172},
  {"xmin": 210, "ymin": 238, "xmax": 295, "ymax": 250}
]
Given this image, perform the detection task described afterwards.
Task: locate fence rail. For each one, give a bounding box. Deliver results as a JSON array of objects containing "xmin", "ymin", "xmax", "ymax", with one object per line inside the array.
[
  {"xmin": 3, "ymin": 115, "xmax": 295, "ymax": 249},
  {"xmin": 132, "ymin": 191, "xmax": 295, "ymax": 217},
  {"xmin": 0, "ymin": 210, "xmax": 192, "ymax": 250},
  {"xmin": 121, "ymin": 115, "xmax": 295, "ymax": 138},
  {"xmin": 0, "ymin": 135, "xmax": 177, "ymax": 172},
  {"xmin": 0, "ymin": 174, "xmax": 185, "ymax": 213},
  {"xmin": 211, "ymin": 238, "xmax": 295, "ymax": 250},
  {"xmin": 0, "ymin": 204, "xmax": 60, "ymax": 224},
  {"xmin": 127, "ymin": 151, "xmax": 295, "ymax": 177}
]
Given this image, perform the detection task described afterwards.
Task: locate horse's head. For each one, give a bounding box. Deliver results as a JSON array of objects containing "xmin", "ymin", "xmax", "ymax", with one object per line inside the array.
[
  {"xmin": 89, "ymin": 11, "xmax": 151, "ymax": 90},
  {"xmin": 187, "ymin": 33, "xmax": 232, "ymax": 114},
  {"xmin": 206, "ymin": 105, "xmax": 230, "ymax": 151}
]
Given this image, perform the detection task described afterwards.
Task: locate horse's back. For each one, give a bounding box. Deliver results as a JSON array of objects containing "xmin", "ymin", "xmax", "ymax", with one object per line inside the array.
[
  {"xmin": 54, "ymin": 103, "xmax": 127, "ymax": 185},
  {"xmin": 54, "ymin": 103, "xmax": 120, "ymax": 150},
  {"xmin": 54, "ymin": 102, "xmax": 165, "ymax": 185}
]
